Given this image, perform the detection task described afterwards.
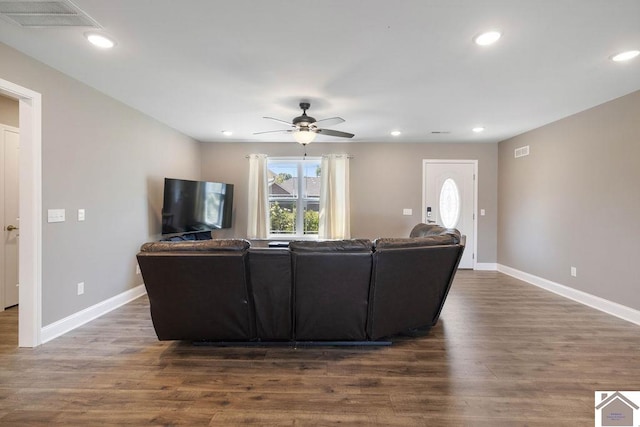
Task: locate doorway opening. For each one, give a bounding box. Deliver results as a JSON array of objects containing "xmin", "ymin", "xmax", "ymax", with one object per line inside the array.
[
  {"xmin": 0, "ymin": 78, "xmax": 42, "ymax": 347},
  {"xmin": 1, "ymin": 122, "xmax": 20, "ymax": 311},
  {"xmin": 423, "ymin": 159, "xmax": 477, "ymax": 269}
]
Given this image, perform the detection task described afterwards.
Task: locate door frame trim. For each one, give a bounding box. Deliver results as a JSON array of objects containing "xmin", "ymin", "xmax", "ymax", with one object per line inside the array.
[
  {"xmin": 422, "ymin": 159, "xmax": 478, "ymax": 270},
  {"xmin": 0, "ymin": 78, "xmax": 42, "ymax": 347}
]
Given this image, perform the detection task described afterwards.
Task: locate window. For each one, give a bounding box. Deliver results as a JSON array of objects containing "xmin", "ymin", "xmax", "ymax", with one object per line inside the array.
[
  {"xmin": 268, "ymin": 158, "xmax": 321, "ymax": 237},
  {"xmin": 439, "ymin": 178, "xmax": 460, "ymax": 228}
]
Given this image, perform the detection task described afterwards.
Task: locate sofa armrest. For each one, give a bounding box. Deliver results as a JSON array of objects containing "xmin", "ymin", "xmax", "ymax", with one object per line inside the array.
[
  {"xmin": 139, "ymin": 238, "xmax": 250, "ymax": 253},
  {"xmin": 289, "ymin": 239, "xmax": 372, "ymax": 253},
  {"xmin": 409, "ymin": 223, "xmax": 461, "ymax": 241},
  {"xmin": 374, "ymin": 234, "xmax": 460, "ymax": 250}
]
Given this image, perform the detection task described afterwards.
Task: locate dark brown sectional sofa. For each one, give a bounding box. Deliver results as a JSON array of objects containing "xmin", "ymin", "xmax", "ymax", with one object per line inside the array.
[{"xmin": 136, "ymin": 224, "xmax": 465, "ymax": 343}]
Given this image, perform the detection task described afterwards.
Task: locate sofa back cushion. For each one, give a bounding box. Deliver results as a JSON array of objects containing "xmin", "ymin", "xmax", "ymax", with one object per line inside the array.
[
  {"xmin": 290, "ymin": 239, "xmax": 373, "ymax": 341},
  {"xmin": 137, "ymin": 243, "xmax": 254, "ymax": 341},
  {"xmin": 248, "ymin": 248, "xmax": 293, "ymax": 341},
  {"xmin": 367, "ymin": 235, "xmax": 465, "ymax": 340}
]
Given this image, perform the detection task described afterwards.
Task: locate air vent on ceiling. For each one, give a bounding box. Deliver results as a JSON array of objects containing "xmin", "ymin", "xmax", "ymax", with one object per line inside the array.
[
  {"xmin": 514, "ymin": 145, "xmax": 530, "ymax": 158},
  {"xmin": 431, "ymin": 131, "xmax": 451, "ymax": 134},
  {"xmin": 0, "ymin": 1, "xmax": 100, "ymax": 28}
]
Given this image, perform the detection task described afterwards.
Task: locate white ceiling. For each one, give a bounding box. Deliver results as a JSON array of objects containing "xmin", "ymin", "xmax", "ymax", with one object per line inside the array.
[{"xmin": 1, "ymin": 0, "xmax": 639, "ymax": 144}]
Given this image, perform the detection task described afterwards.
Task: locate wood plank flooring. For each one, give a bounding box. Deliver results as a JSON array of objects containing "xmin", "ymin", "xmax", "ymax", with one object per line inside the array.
[{"xmin": 1, "ymin": 271, "xmax": 639, "ymax": 425}]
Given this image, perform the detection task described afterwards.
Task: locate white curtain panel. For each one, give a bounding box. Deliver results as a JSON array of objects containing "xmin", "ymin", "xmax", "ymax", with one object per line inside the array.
[
  {"xmin": 319, "ymin": 154, "xmax": 351, "ymax": 240},
  {"xmin": 247, "ymin": 153, "xmax": 269, "ymax": 239}
]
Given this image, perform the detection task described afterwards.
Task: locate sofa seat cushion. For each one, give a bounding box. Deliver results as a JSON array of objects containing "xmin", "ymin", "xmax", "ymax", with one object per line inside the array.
[{"xmin": 140, "ymin": 239, "xmax": 250, "ymax": 253}]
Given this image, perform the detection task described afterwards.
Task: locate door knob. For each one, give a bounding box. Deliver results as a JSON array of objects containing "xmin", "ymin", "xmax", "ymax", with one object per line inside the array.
[{"xmin": 6, "ymin": 225, "xmax": 18, "ymax": 231}]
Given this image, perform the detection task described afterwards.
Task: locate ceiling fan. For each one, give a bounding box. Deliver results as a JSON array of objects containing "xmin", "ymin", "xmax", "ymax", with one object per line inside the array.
[{"xmin": 254, "ymin": 102, "xmax": 355, "ymax": 145}]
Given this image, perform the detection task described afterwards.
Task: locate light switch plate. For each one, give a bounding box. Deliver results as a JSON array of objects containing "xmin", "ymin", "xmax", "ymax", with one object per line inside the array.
[
  {"xmin": 78, "ymin": 209, "xmax": 85, "ymax": 221},
  {"xmin": 47, "ymin": 209, "xmax": 65, "ymax": 223},
  {"xmin": 402, "ymin": 208, "xmax": 412, "ymax": 216}
]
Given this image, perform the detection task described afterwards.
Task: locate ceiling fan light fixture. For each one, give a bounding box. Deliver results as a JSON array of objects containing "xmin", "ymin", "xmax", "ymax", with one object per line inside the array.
[{"xmin": 293, "ymin": 129, "xmax": 316, "ymax": 145}]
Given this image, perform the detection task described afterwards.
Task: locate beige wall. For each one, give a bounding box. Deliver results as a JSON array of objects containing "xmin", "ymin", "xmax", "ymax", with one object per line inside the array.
[
  {"xmin": 0, "ymin": 94, "xmax": 18, "ymax": 127},
  {"xmin": 498, "ymin": 90, "xmax": 640, "ymax": 311},
  {"xmin": 0, "ymin": 42, "xmax": 202, "ymax": 325},
  {"xmin": 200, "ymin": 141, "xmax": 498, "ymax": 263}
]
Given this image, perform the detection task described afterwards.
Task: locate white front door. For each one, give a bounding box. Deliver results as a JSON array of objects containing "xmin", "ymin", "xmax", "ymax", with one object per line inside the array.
[
  {"xmin": 423, "ymin": 160, "xmax": 476, "ymax": 269},
  {"xmin": 1, "ymin": 124, "xmax": 20, "ymax": 309}
]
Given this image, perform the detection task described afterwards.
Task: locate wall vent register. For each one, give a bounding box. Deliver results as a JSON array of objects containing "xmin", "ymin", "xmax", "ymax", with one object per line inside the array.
[
  {"xmin": 0, "ymin": 1, "xmax": 100, "ymax": 28},
  {"xmin": 514, "ymin": 145, "xmax": 530, "ymax": 158}
]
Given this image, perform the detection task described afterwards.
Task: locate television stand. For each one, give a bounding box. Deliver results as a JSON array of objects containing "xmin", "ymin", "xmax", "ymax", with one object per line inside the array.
[
  {"xmin": 268, "ymin": 241, "xmax": 290, "ymax": 248},
  {"xmin": 161, "ymin": 231, "xmax": 212, "ymax": 242}
]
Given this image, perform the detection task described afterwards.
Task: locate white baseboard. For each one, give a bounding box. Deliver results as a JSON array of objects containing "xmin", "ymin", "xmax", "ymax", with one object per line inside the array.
[
  {"xmin": 497, "ymin": 264, "xmax": 640, "ymax": 327},
  {"xmin": 475, "ymin": 262, "xmax": 497, "ymax": 271},
  {"xmin": 41, "ymin": 284, "xmax": 147, "ymax": 344}
]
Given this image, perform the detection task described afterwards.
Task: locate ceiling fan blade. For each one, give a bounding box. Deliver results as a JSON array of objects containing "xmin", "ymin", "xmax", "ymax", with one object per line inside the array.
[
  {"xmin": 253, "ymin": 129, "xmax": 294, "ymax": 135},
  {"xmin": 263, "ymin": 116, "xmax": 293, "ymax": 126},
  {"xmin": 316, "ymin": 128, "xmax": 355, "ymax": 138},
  {"xmin": 314, "ymin": 117, "xmax": 345, "ymax": 127}
]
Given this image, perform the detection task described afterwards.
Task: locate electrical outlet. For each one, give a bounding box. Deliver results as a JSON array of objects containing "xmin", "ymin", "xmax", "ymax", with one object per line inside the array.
[
  {"xmin": 571, "ymin": 267, "xmax": 577, "ymax": 277},
  {"xmin": 77, "ymin": 282, "xmax": 85, "ymax": 295}
]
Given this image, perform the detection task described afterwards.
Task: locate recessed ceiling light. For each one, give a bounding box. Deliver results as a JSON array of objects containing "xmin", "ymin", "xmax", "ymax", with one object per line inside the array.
[
  {"xmin": 472, "ymin": 127, "xmax": 485, "ymax": 133},
  {"xmin": 390, "ymin": 130, "xmax": 402, "ymax": 136},
  {"xmin": 610, "ymin": 50, "xmax": 640, "ymax": 62},
  {"xmin": 474, "ymin": 31, "xmax": 502, "ymax": 46},
  {"xmin": 85, "ymin": 32, "xmax": 116, "ymax": 49},
  {"xmin": 222, "ymin": 130, "xmax": 233, "ymax": 136}
]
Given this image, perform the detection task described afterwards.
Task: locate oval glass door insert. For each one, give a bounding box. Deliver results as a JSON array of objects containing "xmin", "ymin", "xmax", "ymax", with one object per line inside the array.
[{"xmin": 439, "ymin": 178, "xmax": 460, "ymax": 228}]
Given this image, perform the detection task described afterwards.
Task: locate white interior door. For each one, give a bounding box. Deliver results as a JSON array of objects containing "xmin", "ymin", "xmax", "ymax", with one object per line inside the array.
[
  {"xmin": 423, "ymin": 160, "xmax": 476, "ymax": 269},
  {"xmin": 2, "ymin": 125, "xmax": 20, "ymax": 309}
]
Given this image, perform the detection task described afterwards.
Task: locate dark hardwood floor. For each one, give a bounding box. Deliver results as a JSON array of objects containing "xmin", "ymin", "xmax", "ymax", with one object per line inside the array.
[{"xmin": 1, "ymin": 271, "xmax": 639, "ymax": 425}]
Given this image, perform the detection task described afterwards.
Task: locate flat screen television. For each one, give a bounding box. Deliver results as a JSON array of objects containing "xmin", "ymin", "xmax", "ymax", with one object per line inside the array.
[{"xmin": 161, "ymin": 178, "xmax": 234, "ymax": 235}]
